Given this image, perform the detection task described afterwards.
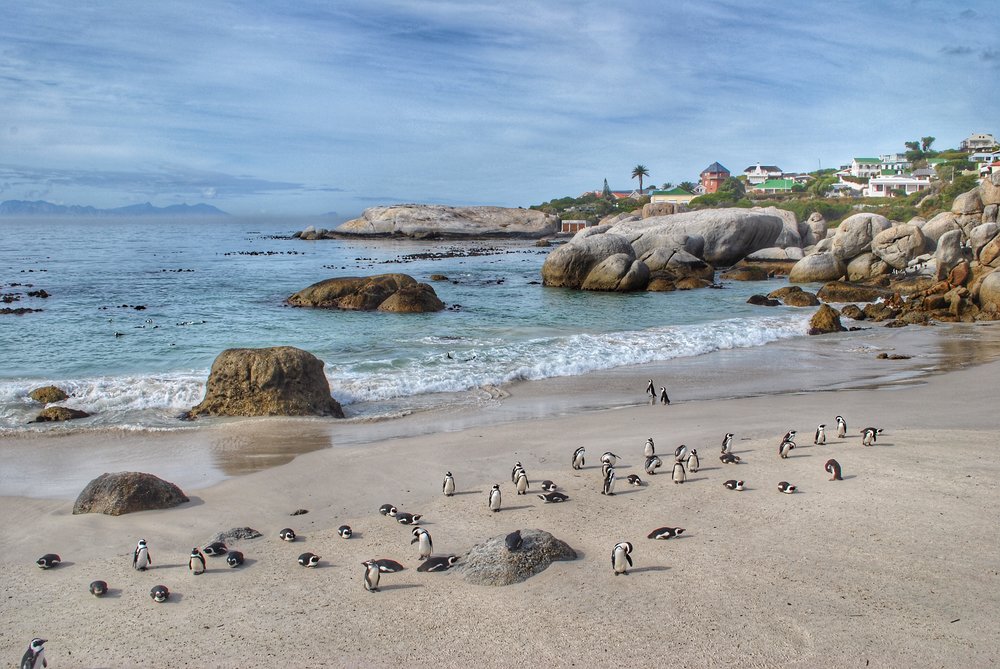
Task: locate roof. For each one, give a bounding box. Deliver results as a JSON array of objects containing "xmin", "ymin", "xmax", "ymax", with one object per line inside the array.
[
  {"xmin": 755, "ymin": 179, "xmax": 795, "ymax": 190},
  {"xmin": 743, "ymin": 165, "xmax": 781, "ymax": 173},
  {"xmin": 651, "ymin": 187, "xmax": 694, "ymax": 196},
  {"xmin": 700, "ymin": 162, "xmax": 730, "ymax": 175},
  {"xmin": 853, "ymin": 158, "xmax": 880, "ymax": 164},
  {"xmin": 911, "ymin": 168, "xmax": 936, "ymax": 177}
]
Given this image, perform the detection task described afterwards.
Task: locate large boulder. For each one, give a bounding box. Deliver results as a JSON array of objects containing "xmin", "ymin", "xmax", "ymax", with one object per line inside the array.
[
  {"xmin": 832, "ymin": 213, "xmax": 892, "ymax": 261},
  {"xmin": 808, "ymin": 304, "xmax": 847, "ymax": 335},
  {"xmin": 935, "ymin": 229, "xmax": 967, "ymax": 278},
  {"xmin": 744, "ymin": 247, "xmax": 804, "ymax": 261},
  {"xmin": 541, "ymin": 232, "xmax": 635, "ymax": 288},
  {"xmin": 788, "ymin": 253, "xmax": 846, "ymax": 283},
  {"xmin": 981, "ymin": 172, "xmax": 1000, "ymax": 207},
  {"xmin": 847, "ymin": 253, "xmax": 891, "ymax": 282},
  {"xmin": 288, "ymin": 274, "xmax": 444, "ymax": 312},
  {"xmin": 817, "ymin": 281, "xmax": 892, "ymax": 303},
  {"xmin": 457, "ymin": 529, "xmax": 577, "ymax": 586},
  {"xmin": 971, "ymin": 223, "xmax": 999, "ymax": 259},
  {"xmin": 581, "ymin": 253, "xmax": 650, "ymax": 291},
  {"xmin": 804, "ymin": 212, "xmax": 827, "ymax": 247},
  {"xmin": 640, "ymin": 247, "xmax": 714, "ymax": 282},
  {"xmin": 921, "ymin": 212, "xmax": 960, "ymax": 246},
  {"xmin": 631, "ymin": 232, "xmax": 704, "ymax": 259},
  {"xmin": 768, "ymin": 286, "xmax": 819, "ymax": 306},
  {"xmin": 641, "ymin": 202, "xmax": 682, "ymax": 218},
  {"xmin": 751, "ymin": 206, "xmax": 801, "ymax": 248},
  {"xmin": 29, "ymin": 386, "xmax": 68, "ymax": 404},
  {"xmin": 870, "ymin": 224, "xmax": 927, "ymax": 270},
  {"xmin": 333, "ymin": 205, "xmax": 559, "ymax": 239},
  {"xmin": 73, "ymin": 472, "xmax": 189, "ymax": 516},
  {"xmin": 31, "ymin": 406, "xmax": 90, "ymax": 422},
  {"xmin": 952, "ymin": 189, "xmax": 983, "ymax": 215},
  {"xmin": 979, "ymin": 271, "xmax": 1000, "ymax": 310},
  {"xmin": 186, "ymin": 347, "xmax": 344, "ymax": 419}
]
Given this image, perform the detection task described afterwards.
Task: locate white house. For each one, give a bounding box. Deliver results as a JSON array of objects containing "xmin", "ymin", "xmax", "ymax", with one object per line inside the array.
[
  {"xmin": 864, "ymin": 175, "xmax": 932, "ymax": 198},
  {"xmin": 742, "ymin": 163, "xmax": 783, "ymax": 186},
  {"xmin": 850, "ymin": 158, "xmax": 881, "ymax": 179},
  {"xmin": 878, "ymin": 153, "xmax": 911, "ymax": 175},
  {"xmin": 961, "ymin": 133, "xmax": 997, "ymax": 152}
]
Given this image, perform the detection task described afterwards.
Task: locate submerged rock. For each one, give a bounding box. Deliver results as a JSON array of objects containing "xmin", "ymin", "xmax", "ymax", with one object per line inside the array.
[
  {"xmin": 29, "ymin": 385, "xmax": 69, "ymax": 405},
  {"xmin": 31, "ymin": 406, "xmax": 89, "ymax": 422},
  {"xmin": 73, "ymin": 472, "xmax": 189, "ymax": 516},
  {"xmin": 457, "ymin": 529, "xmax": 577, "ymax": 586},
  {"xmin": 808, "ymin": 304, "xmax": 847, "ymax": 335},
  {"xmin": 287, "ymin": 273, "xmax": 444, "ymax": 313}
]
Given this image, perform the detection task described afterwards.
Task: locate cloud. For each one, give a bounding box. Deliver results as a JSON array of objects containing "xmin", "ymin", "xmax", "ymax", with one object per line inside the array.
[{"xmin": 940, "ymin": 46, "xmax": 974, "ymax": 56}]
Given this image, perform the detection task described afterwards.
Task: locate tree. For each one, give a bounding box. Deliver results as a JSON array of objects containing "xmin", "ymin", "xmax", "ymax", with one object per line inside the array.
[
  {"xmin": 904, "ymin": 141, "xmax": 920, "ymax": 152},
  {"xmin": 601, "ymin": 178, "xmax": 612, "ymax": 200},
  {"xmin": 631, "ymin": 165, "xmax": 650, "ymax": 193},
  {"xmin": 660, "ymin": 182, "xmax": 674, "ymax": 190},
  {"xmin": 718, "ymin": 176, "xmax": 746, "ymax": 198},
  {"xmin": 920, "ymin": 136, "xmax": 936, "ymax": 152},
  {"xmin": 679, "ymin": 181, "xmax": 697, "ymax": 193}
]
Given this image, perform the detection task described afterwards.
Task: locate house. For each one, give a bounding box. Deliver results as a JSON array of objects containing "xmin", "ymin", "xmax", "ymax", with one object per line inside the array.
[
  {"xmin": 960, "ymin": 133, "xmax": 997, "ymax": 152},
  {"xmin": 699, "ymin": 162, "xmax": 730, "ymax": 194},
  {"xmin": 750, "ymin": 178, "xmax": 794, "ymax": 194},
  {"xmin": 878, "ymin": 153, "xmax": 911, "ymax": 175},
  {"xmin": 581, "ymin": 189, "xmax": 642, "ymax": 200},
  {"xmin": 971, "ymin": 150, "xmax": 1000, "ymax": 166},
  {"xmin": 911, "ymin": 168, "xmax": 936, "ymax": 181},
  {"xmin": 980, "ymin": 160, "xmax": 1000, "ymax": 178},
  {"xmin": 863, "ymin": 175, "xmax": 932, "ymax": 198},
  {"xmin": 649, "ymin": 187, "xmax": 697, "ymax": 206},
  {"xmin": 742, "ymin": 163, "xmax": 783, "ymax": 186},
  {"xmin": 849, "ymin": 158, "xmax": 881, "ymax": 179},
  {"xmin": 829, "ymin": 181, "xmax": 863, "ymax": 196}
]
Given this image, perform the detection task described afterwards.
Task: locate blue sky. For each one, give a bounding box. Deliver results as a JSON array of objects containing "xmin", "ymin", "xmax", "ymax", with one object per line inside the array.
[{"xmin": 1, "ymin": 1, "xmax": 996, "ymax": 218}]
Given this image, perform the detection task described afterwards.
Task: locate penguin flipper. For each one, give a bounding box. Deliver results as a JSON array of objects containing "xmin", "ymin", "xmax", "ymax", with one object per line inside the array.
[{"xmin": 626, "ymin": 554, "xmax": 633, "ymax": 567}]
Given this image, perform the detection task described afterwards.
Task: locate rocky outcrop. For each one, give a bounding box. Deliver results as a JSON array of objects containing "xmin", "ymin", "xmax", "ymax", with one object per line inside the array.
[
  {"xmin": 816, "ymin": 281, "xmax": 893, "ymax": 303},
  {"xmin": 921, "ymin": 212, "xmax": 960, "ymax": 247},
  {"xmin": 981, "ymin": 172, "xmax": 1000, "ymax": 206},
  {"xmin": 457, "ymin": 529, "xmax": 577, "ymax": 586},
  {"xmin": 768, "ymin": 286, "xmax": 819, "ymax": 306},
  {"xmin": 804, "ymin": 212, "xmax": 828, "ymax": 247},
  {"xmin": 581, "ymin": 253, "xmax": 650, "ymax": 291},
  {"xmin": 73, "ymin": 472, "xmax": 189, "ymax": 516},
  {"xmin": 788, "ymin": 253, "xmax": 845, "ymax": 283},
  {"xmin": 324, "ymin": 205, "xmax": 560, "ymax": 239},
  {"xmin": 979, "ymin": 271, "xmax": 1000, "ymax": 311},
  {"xmin": 752, "ymin": 206, "xmax": 801, "ymax": 248},
  {"xmin": 186, "ymin": 347, "xmax": 344, "ymax": 419},
  {"xmin": 847, "ymin": 253, "xmax": 891, "ymax": 282},
  {"xmin": 831, "ymin": 213, "xmax": 892, "ymax": 261},
  {"xmin": 870, "ymin": 224, "xmax": 927, "ymax": 270},
  {"xmin": 29, "ymin": 386, "xmax": 68, "ymax": 404},
  {"xmin": 744, "ymin": 247, "xmax": 804, "ymax": 262},
  {"xmin": 934, "ymin": 230, "xmax": 967, "ymax": 279},
  {"xmin": 808, "ymin": 304, "xmax": 847, "ymax": 335},
  {"xmin": 31, "ymin": 406, "xmax": 90, "ymax": 422},
  {"xmin": 541, "ymin": 231, "xmax": 635, "ymax": 289},
  {"xmin": 287, "ymin": 274, "xmax": 444, "ymax": 312}
]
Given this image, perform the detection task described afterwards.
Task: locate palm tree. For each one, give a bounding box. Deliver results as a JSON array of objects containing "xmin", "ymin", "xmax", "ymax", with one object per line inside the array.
[{"xmin": 631, "ymin": 165, "xmax": 650, "ymax": 193}]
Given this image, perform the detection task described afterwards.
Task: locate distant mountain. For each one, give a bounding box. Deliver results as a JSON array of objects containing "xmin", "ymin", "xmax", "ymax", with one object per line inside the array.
[{"xmin": 0, "ymin": 200, "xmax": 228, "ymax": 216}]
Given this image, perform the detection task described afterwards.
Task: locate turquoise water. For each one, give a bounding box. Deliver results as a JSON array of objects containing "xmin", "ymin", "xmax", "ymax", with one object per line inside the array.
[{"xmin": 0, "ymin": 218, "xmax": 811, "ymax": 432}]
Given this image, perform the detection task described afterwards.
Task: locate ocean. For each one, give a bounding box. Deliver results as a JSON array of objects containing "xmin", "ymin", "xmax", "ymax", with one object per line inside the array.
[{"xmin": 0, "ymin": 217, "xmax": 812, "ymax": 434}]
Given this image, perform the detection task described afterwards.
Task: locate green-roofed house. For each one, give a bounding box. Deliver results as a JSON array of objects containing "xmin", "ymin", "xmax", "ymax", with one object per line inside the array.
[
  {"xmin": 750, "ymin": 178, "xmax": 795, "ymax": 194},
  {"xmin": 850, "ymin": 158, "xmax": 881, "ymax": 179},
  {"xmin": 649, "ymin": 186, "xmax": 698, "ymax": 206}
]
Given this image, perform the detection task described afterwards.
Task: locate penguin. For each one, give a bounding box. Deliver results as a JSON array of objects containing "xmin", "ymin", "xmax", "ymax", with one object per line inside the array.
[
  {"xmin": 338, "ymin": 525, "xmax": 352, "ymax": 539},
  {"xmin": 505, "ymin": 530, "xmax": 523, "ymax": 552},
  {"xmin": 392, "ymin": 511, "xmax": 421, "ymax": 525},
  {"xmin": 411, "ymin": 527, "xmax": 433, "ymax": 559},
  {"xmin": 723, "ymin": 479, "xmax": 745, "ymax": 491},
  {"xmin": 362, "ymin": 559, "xmax": 381, "ymax": 592},
  {"xmin": 538, "ymin": 491, "xmax": 569, "ymax": 503},
  {"xmin": 188, "ymin": 547, "xmax": 206, "ymax": 575},
  {"xmin": 861, "ymin": 427, "xmax": 883, "ymax": 446},
  {"xmin": 674, "ymin": 444, "xmax": 688, "ymax": 462},
  {"xmin": 511, "ymin": 461, "xmax": 524, "ymax": 483},
  {"xmin": 671, "ymin": 460, "xmax": 686, "ymax": 484},
  {"xmin": 645, "ymin": 379, "xmax": 656, "ymax": 397},
  {"xmin": 203, "ymin": 541, "xmax": 227, "ymax": 557},
  {"xmin": 226, "ymin": 551, "xmax": 244, "ymax": 568},
  {"xmin": 35, "ymin": 554, "xmax": 60, "ymax": 569},
  {"xmin": 612, "ymin": 541, "xmax": 633, "ymax": 575},
  {"xmin": 647, "ymin": 527, "xmax": 685, "ymax": 540},
  {"xmin": 720, "ymin": 452, "xmax": 741, "ymax": 464},
  {"xmin": 721, "ymin": 432, "xmax": 734, "ymax": 454},
  {"xmin": 782, "ymin": 430, "xmax": 797, "ymax": 443},
  {"xmin": 601, "ymin": 460, "xmax": 613, "ymax": 480},
  {"xmin": 374, "ymin": 558, "xmax": 405, "ymax": 573},
  {"xmin": 515, "ymin": 470, "xmax": 529, "ymax": 495},
  {"xmin": 89, "ymin": 580, "xmax": 108, "ymax": 596},
  {"xmin": 602, "ymin": 465, "xmax": 616, "ymax": 495},
  {"xmin": 149, "ymin": 585, "xmax": 170, "ymax": 603},
  {"xmin": 644, "ymin": 438, "xmax": 655, "ymax": 458},
  {"xmin": 686, "ymin": 449, "xmax": 699, "ymax": 473},
  {"xmin": 779, "ymin": 439, "xmax": 795, "ymax": 459},
  {"xmin": 814, "ymin": 424, "xmax": 827, "ymax": 445},
  {"xmin": 825, "ymin": 459, "xmax": 843, "ymax": 481},
  {"xmin": 645, "ymin": 455, "xmax": 662, "ymax": 475},
  {"xmin": 133, "ymin": 539, "xmax": 151, "ymax": 571},
  {"xmin": 626, "ymin": 473, "xmax": 643, "ymax": 486},
  {"xmin": 278, "ymin": 528, "xmax": 297, "ymax": 542},
  {"xmin": 378, "ymin": 504, "xmax": 397, "ymax": 516},
  {"xmin": 659, "ymin": 387, "xmax": 670, "ymax": 405},
  {"xmin": 489, "ymin": 484, "xmax": 502, "ymax": 512},
  {"xmin": 297, "ymin": 552, "xmax": 320, "ymax": 567},
  {"xmin": 540, "ymin": 480, "xmax": 558, "ymax": 492},
  {"xmin": 417, "ymin": 555, "xmax": 459, "ymax": 572},
  {"xmin": 836, "ymin": 415, "xmax": 848, "ymax": 439},
  {"xmin": 601, "ymin": 452, "xmax": 619, "ymax": 466},
  {"xmin": 777, "ymin": 481, "xmax": 797, "ymax": 494},
  {"xmin": 572, "ymin": 446, "xmax": 585, "ymax": 470},
  {"xmin": 20, "ymin": 638, "xmax": 46, "ymax": 669},
  {"xmin": 442, "ymin": 472, "xmax": 456, "ymax": 497}
]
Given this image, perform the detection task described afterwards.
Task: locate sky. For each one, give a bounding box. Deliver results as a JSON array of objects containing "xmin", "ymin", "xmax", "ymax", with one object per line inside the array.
[{"xmin": 1, "ymin": 1, "xmax": 997, "ymax": 218}]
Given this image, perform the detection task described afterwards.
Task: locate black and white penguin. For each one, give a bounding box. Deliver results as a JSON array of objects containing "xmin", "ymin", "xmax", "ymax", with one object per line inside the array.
[
  {"xmin": 188, "ymin": 547, "xmax": 206, "ymax": 575},
  {"xmin": 378, "ymin": 504, "xmax": 397, "ymax": 516},
  {"xmin": 278, "ymin": 528, "xmax": 297, "ymax": 542},
  {"xmin": 671, "ymin": 461, "xmax": 686, "ymax": 484},
  {"xmin": 659, "ymin": 387, "xmax": 670, "ymax": 405},
  {"xmin": 782, "ymin": 430, "xmax": 797, "ymax": 443},
  {"xmin": 602, "ymin": 465, "xmax": 616, "ymax": 495},
  {"xmin": 89, "ymin": 580, "xmax": 109, "ymax": 596},
  {"xmin": 814, "ymin": 424, "xmax": 827, "ymax": 445},
  {"xmin": 20, "ymin": 638, "xmax": 46, "ymax": 669},
  {"xmin": 572, "ymin": 446, "xmax": 586, "ymax": 470},
  {"xmin": 374, "ymin": 558, "xmax": 405, "ymax": 573},
  {"xmin": 515, "ymin": 470, "xmax": 529, "ymax": 495},
  {"xmin": 645, "ymin": 455, "xmax": 663, "ymax": 475},
  {"xmin": 686, "ymin": 449, "xmax": 700, "ymax": 473},
  {"xmin": 778, "ymin": 439, "xmax": 796, "ymax": 459},
  {"xmin": 203, "ymin": 541, "xmax": 227, "ymax": 557},
  {"xmin": 417, "ymin": 555, "xmax": 459, "ymax": 572},
  {"xmin": 297, "ymin": 552, "xmax": 320, "ymax": 567},
  {"xmin": 541, "ymin": 480, "xmax": 558, "ymax": 492},
  {"xmin": 836, "ymin": 415, "xmax": 848, "ymax": 439},
  {"xmin": 226, "ymin": 551, "xmax": 244, "ymax": 568},
  {"xmin": 646, "ymin": 379, "xmax": 656, "ymax": 397},
  {"xmin": 149, "ymin": 585, "xmax": 170, "ymax": 603},
  {"xmin": 626, "ymin": 473, "xmax": 643, "ymax": 486},
  {"xmin": 411, "ymin": 527, "xmax": 433, "ymax": 559},
  {"xmin": 612, "ymin": 541, "xmax": 633, "ymax": 575},
  {"xmin": 777, "ymin": 481, "xmax": 797, "ymax": 494},
  {"xmin": 861, "ymin": 427, "xmax": 883, "ymax": 446},
  {"xmin": 601, "ymin": 460, "xmax": 613, "ymax": 480},
  {"xmin": 720, "ymin": 452, "xmax": 741, "ymax": 464},
  {"xmin": 511, "ymin": 461, "xmax": 524, "ymax": 483},
  {"xmin": 505, "ymin": 530, "xmax": 523, "ymax": 552},
  {"xmin": 674, "ymin": 444, "xmax": 688, "ymax": 462},
  {"xmin": 392, "ymin": 511, "xmax": 422, "ymax": 525},
  {"xmin": 538, "ymin": 491, "xmax": 569, "ymax": 503},
  {"xmin": 647, "ymin": 526, "xmax": 685, "ymax": 540},
  {"xmin": 723, "ymin": 479, "xmax": 745, "ymax": 491},
  {"xmin": 644, "ymin": 438, "xmax": 655, "ymax": 458},
  {"xmin": 338, "ymin": 525, "xmax": 353, "ymax": 539},
  {"xmin": 133, "ymin": 539, "xmax": 151, "ymax": 571},
  {"xmin": 721, "ymin": 432, "xmax": 734, "ymax": 454},
  {"xmin": 601, "ymin": 451, "xmax": 619, "ymax": 466},
  {"xmin": 825, "ymin": 459, "xmax": 843, "ymax": 481},
  {"xmin": 35, "ymin": 554, "xmax": 60, "ymax": 569},
  {"xmin": 362, "ymin": 560, "xmax": 381, "ymax": 592},
  {"xmin": 489, "ymin": 484, "xmax": 502, "ymax": 512},
  {"xmin": 442, "ymin": 472, "xmax": 456, "ymax": 497}
]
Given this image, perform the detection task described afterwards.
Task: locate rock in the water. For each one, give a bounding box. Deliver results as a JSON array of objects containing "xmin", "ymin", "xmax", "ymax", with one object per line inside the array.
[
  {"xmin": 816, "ymin": 281, "xmax": 892, "ymax": 303},
  {"xmin": 73, "ymin": 472, "xmax": 189, "ymax": 516},
  {"xmin": 744, "ymin": 247, "xmax": 804, "ymax": 262},
  {"xmin": 840, "ymin": 304, "xmax": 865, "ymax": 320},
  {"xmin": 457, "ymin": 529, "xmax": 577, "ymax": 586},
  {"xmin": 832, "ymin": 213, "xmax": 892, "ymax": 261},
  {"xmin": 541, "ymin": 231, "xmax": 635, "ymax": 288},
  {"xmin": 870, "ymin": 224, "xmax": 927, "ymax": 270},
  {"xmin": 721, "ymin": 265, "xmax": 771, "ymax": 281},
  {"xmin": 747, "ymin": 294, "xmax": 780, "ymax": 306},
  {"xmin": 186, "ymin": 346, "xmax": 344, "ymax": 419},
  {"xmin": 580, "ymin": 253, "xmax": 650, "ymax": 291},
  {"xmin": 287, "ymin": 273, "xmax": 444, "ymax": 312},
  {"xmin": 210, "ymin": 527, "xmax": 263, "ymax": 544},
  {"xmin": 808, "ymin": 304, "xmax": 847, "ymax": 335},
  {"xmin": 768, "ymin": 286, "xmax": 819, "ymax": 306},
  {"xmin": 31, "ymin": 406, "xmax": 90, "ymax": 423},
  {"xmin": 334, "ymin": 205, "xmax": 560, "ymax": 239},
  {"xmin": 29, "ymin": 386, "xmax": 69, "ymax": 404},
  {"xmin": 788, "ymin": 253, "xmax": 846, "ymax": 283}
]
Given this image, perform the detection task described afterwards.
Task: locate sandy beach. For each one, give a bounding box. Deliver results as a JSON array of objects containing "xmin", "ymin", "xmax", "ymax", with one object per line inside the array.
[{"xmin": 3, "ymin": 323, "xmax": 1000, "ymax": 668}]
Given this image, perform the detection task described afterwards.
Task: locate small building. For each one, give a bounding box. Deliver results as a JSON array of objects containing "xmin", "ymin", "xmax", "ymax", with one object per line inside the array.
[
  {"xmin": 750, "ymin": 178, "xmax": 795, "ymax": 194},
  {"xmin": 911, "ymin": 168, "xmax": 936, "ymax": 181},
  {"xmin": 742, "ymin": 163, "xmax": 783, "ymax": 186},
  {"xmin": 863, "ymin": 175, "xmax": 932, "ymax": 198},
  {"xmin": 560, "ymin": 220, "xmax": 589, "ymax": 234},
  {"xmin": 879, "ymin": 154, "xmax": 911, "ymax": 175},
  {"xmin": 699, "ymin": 162, "xmax": 730, "ymax": 194},
  {"xmin": 850, "ymin": 158, "xmax": 881, "ymax": 179},
  {"xmin": 650, "ymin": 187, "xmax": 697, "ymax": 206},
  {"xmin": 960, "ymin": 133, "xmax": 997, "ymax": 152}
]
